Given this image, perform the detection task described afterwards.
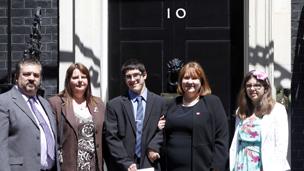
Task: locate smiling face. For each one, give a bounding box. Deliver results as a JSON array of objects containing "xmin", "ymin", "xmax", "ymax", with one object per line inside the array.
[
  {"xmin": 16, "ymin": 63, "xmax": 42, "ymax": 97},
  {"xmin": 70, "ymin": 68, "xmax": 88, "ymax": 97},
  {"xmin": 245, "ymin": 77, "xmax": 265, "ymax": 104},
  {"xmin": 124, "ymin": 69, "xmax": 147, "ymax": 95},
  {"xmin": 181, "ymin": 73, "xmax": 201, "ymax": 99}
]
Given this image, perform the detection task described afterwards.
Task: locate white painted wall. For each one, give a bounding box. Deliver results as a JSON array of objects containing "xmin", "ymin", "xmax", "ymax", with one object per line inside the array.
[
  {"xmin": 59, "ymin": 0, "xmax": 73, "ymax": 94},
  {"xmin": 245, "ymin": 0, "xmax": 291, "ymax": 93},
  {"xmin": 273, "ymin": 0, "xmax": 291, "ymax": 89},
  {"xmin": 59, "ymin": 0, "xmax": 108, "ymax": 101},
  {"xmin": 247, "ymin": 0, "xmax": 274, "ymax": 87}
]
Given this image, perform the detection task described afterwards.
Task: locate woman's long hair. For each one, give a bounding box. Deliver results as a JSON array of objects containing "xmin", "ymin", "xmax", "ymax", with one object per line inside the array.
[
  {"xmin": 237, "ymin": 70, "xmax": 275, "ymax": 119},
  {"xmin": 59, "ymin": 63, "xmax": 95, "ymax": 106}
]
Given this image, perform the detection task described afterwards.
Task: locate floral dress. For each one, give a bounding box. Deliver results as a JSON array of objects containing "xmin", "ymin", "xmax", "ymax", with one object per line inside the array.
[
  {"xmin": 73, "ymin": 100, "xmax": 97, "ymax": 171},
  {"xmin": 234, "ymin": 115, "xmax": 262, "ymax": 171}
]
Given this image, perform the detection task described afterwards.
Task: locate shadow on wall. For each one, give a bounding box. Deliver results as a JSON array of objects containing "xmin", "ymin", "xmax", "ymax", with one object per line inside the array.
[
  {"xmin": 248, "ymin": 41, "xmax": 292, "ymax": 90},
  {"xmin": 59, "ymin": 34, "xmax": 101, "ymax": 90}
]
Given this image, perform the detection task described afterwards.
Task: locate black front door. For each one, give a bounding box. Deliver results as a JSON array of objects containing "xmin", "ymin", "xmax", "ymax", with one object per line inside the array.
[{"xmin": 108, "ymin": 0, "xmax": 243, "ymax": 116}]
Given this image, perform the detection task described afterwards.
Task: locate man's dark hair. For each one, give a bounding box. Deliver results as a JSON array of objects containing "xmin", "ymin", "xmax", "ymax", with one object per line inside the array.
[
  {"xmin": 15, "ymin": 57, "xmax": 42, "ymax": 82},
  {"xmin": 121, "ymin": 58, "xmax": 146, "ymax": 75}
]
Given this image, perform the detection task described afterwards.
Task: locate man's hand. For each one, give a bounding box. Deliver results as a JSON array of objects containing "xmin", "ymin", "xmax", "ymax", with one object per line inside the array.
[
  {"xmin": 147, "ymin": 149, "xmax": 160, "ymax": 162},
  {"xmin": 158, "ymin": 115, "xmax": 165, "ymax": 130},
  {"xmin": 128, "ymin": 163, "xmax": 137, "ymax": 171}
]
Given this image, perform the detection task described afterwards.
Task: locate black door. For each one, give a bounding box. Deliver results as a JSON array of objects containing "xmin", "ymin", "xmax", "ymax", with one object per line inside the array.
[{"xmin": 108, "ymin": 0, "xmax": 244, "ymax": 116}]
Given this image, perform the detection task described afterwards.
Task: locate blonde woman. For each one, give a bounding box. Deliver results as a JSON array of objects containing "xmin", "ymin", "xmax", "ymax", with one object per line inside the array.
[{"xmin": 162, "ymin": 61, "xmax": 229, "ymax": 171}]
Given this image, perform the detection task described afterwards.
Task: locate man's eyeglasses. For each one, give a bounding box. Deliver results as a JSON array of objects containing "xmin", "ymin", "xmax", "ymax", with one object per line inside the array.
[
  {"xmin": 125, "ymin": 73, "xmax": 142, "ymax": 80},
  {"xmin": 245, "ymin": 84, "xmax": 262, "ymax": 90}
]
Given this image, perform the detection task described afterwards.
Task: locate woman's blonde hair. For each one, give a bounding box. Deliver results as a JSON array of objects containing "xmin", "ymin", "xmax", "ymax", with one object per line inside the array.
[{"xmin": 177, "ymin": 61, "xmax": 211, "ymax": 96}]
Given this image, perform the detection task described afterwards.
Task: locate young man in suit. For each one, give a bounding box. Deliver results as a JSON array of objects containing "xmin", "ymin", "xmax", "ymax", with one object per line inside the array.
[
  {"xmin": 104, "ymin": 59, "xmax": 166, "ymax": 171},
  {"xmin": 0, "ymin": 57, "xmax": 59, "ymax": 171}
]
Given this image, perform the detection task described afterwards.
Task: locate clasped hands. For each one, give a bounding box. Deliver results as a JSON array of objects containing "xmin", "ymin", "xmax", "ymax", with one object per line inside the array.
[
  {"xmin": 128, "ymin": 149, "xmax": 160, "ymax": 171},
  {"xmin": 128, "ymin": 115, "xmax": 165, "ymax": 171}
]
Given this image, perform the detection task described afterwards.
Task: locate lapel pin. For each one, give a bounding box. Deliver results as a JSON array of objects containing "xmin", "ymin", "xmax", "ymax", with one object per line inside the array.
[{"xmin": 196, "ymin": 112, "xmax": 201, "ymax": 115}]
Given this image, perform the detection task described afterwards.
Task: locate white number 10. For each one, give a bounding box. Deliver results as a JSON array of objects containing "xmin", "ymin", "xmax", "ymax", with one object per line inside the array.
[{"xmin": 167, "ymin": 8, "xmax": 186, "ymax": 19}]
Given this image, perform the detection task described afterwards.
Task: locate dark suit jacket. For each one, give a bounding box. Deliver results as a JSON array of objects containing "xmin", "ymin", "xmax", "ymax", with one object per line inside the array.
[
  {"xmin": 0, "ymin": 86, "xmax": 60, "ymax": 171},
  {"xmin": 163, "ymin": 95, "xmax": 229, "ymax": 171},
  {"xmin": 48, "ymin": 95, "xmax": 105, "ymax": 171},
  {"xmin": 104, "ymin": 91, "xmax": 166, "ymax": 171}
]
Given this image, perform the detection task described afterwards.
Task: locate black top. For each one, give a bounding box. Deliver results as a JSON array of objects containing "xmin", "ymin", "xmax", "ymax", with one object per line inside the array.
[
  {"xmin": 166, "ymin": 105, "xmax": 194, "ymax": 171},
  {"xmin": 162, "ymin": 95, "xmax": 229, "ymax": 171}
]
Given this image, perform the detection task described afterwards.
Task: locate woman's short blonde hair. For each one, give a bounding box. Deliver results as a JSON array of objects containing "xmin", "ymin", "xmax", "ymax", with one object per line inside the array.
[{"xmin": 177, "ymin": 61, "xmax": 211, "ymax": 96}]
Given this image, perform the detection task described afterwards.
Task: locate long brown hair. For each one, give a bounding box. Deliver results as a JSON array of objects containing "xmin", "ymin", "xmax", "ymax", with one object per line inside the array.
[
  {"xmin": 177, "ymin": 61, "xmax": 211, "ymax": 96},
  {"xmin": 237, "ymin": 70, "xmax": 275, "ymax": 119},
  {"xmin": 59, "ymin": 63, "xmax": 95, "ymax": 105}
]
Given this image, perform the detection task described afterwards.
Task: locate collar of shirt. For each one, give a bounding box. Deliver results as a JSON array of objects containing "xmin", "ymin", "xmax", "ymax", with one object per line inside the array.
[
  {"xmin": 128, "ymin": 87, "xmax": 148, "ymax": 102},
  {"xmin": 15, "ymin": 85, "xmax": 37, "ymax": 102}
]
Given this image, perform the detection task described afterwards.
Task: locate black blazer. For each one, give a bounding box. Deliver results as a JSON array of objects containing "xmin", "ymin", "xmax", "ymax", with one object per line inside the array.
[
  {"xmin": 104, "ymin": 91, "xmax": 166, "ymax": 171},
  {"xmin": 163, "ymin": 95, "xmax": 229, "ymax": 171}
]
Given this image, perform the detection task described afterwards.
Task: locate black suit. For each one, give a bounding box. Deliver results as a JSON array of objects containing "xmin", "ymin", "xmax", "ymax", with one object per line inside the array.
[{"xmin": 104, "ymin": 91, "xmax": 166, "ymax": 171}]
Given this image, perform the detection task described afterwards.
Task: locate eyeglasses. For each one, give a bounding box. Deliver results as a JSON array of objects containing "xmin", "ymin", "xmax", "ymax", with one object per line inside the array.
[
  {"xmin": 245, "ymin": 84, "xmax": 262, "ymax": 90},
  {"xmin": 125, "ymin": 72, "xmax": 142, "ymax": 81}
]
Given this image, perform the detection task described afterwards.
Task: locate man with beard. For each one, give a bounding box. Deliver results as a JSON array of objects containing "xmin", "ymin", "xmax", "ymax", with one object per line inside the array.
[{"xmin": 0, "ymin": 57, "xmax": 59, "ymax": 171}]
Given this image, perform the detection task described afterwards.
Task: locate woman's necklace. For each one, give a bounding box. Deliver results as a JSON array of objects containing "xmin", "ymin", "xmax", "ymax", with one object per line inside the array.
[
  {"xmin": 74, "ymin": 100, "xmax": 86, "ymax": 110},
  {"xmin": 73, "ymin": 99, "xmax": 92, "ymax": 122},
  {"xmin": 182, "ymin": 96, "xmax": 200, "ymax": 107}
]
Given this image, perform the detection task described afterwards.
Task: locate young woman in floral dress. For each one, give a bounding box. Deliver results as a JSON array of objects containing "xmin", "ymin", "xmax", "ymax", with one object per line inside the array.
[{"xmin": 229, "ymin": 70, "xmax": 290, "ymax": 171}]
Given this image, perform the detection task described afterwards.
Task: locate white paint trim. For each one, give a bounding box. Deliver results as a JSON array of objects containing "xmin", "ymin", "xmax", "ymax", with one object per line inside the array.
[
  {"xmin": 59, "ymin": 0, "xmax": 74, "ymax": 93},
  {"xmin": 59, "ymin": 0, "xmax": 109, "ymax": 102},
  {"xmin": 245, "ymin": 0, "xmax": 291, "ymax": 91},
  {"xmin": 101, "ymin": 0, "xmax": 109, "ymax": 102}
]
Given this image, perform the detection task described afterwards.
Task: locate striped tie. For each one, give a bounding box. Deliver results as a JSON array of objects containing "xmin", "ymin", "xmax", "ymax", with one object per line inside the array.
[
  {"xmin": 135, "ymin": 96, "xmax": 144, "ymax": 158},
  {"xmin": 28, "ymin": 97, "xmax": 55, "ymax": 160}
]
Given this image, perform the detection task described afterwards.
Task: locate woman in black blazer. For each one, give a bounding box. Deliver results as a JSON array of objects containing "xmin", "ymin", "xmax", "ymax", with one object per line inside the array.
[{"xmin": 160, "ymin": 61, "xmax": 229, "ymax": 171}]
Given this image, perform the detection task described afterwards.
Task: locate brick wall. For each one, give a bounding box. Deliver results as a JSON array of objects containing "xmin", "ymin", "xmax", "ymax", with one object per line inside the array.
[
  {"xmin": 291, "ymin": 0, "xmax": 304, "ymax": 170},
  {"xmin": 0, "ymin": 0, "xmax": 8, "ymax": 84},
  {"xmin": 0, "ymin": 0, "xmax": 58, "ymax": 98}
]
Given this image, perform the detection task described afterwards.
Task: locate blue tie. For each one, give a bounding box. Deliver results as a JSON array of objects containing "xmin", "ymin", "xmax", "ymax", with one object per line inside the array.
[
  {"xmin": 29, "ymin": 97, "xmax": 55, "ymax": 161},
  {"xmin": 135, "ymin": 96, "xmax": 144, "ymax": 158}
]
